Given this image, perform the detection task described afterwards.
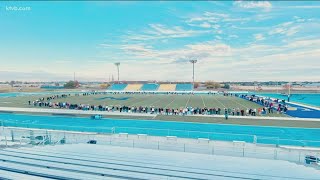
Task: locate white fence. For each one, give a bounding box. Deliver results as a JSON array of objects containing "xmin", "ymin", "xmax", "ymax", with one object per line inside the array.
[
  {"xmin": 3, "ymin": 120, "xmax": 320, "ymax": 147},
  {"xmin": 1, "ymin": 127, "xmax": 320, "ymax": 165}
]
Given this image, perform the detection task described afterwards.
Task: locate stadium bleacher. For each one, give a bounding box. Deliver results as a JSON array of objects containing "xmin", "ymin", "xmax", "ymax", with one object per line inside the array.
[
  {"xmin": 40, "ymin": 85, "xmax": 64, "ymax": 89},
  {"xmin": 108, "ymin": 84, "xmax": 128, "ymax": 91},
  {"xmin": 175, "ymin": 84, "xmax": 193, "ymax": 91},
  {"xmin": 140, "ymin": 83, "xmax": 159, "ymax": 91},
  {"xmin": 158, "ymin": 84, "xmax": 176, "ymax": 91},
  {"xmin": 107, "ymin": 83, "xmax": 193, "ymax": 91},
  {"xmin": 124, "ymin": 84, "xmax": 143, "ymax": 91},
  {"xmin": 1, "ymin": 144, "xmax": 319, "ymax": 180}
]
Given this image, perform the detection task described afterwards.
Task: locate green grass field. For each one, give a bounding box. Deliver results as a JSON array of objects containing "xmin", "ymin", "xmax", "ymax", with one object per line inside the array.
[{"xmin": 0, "ymin": 93, "xmax": 286, "ymax": 117}]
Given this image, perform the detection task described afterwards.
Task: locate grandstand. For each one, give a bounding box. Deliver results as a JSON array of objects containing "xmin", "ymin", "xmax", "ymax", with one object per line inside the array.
[
  {"xmin": 108, "ymin": 84, "xmax": 127, "ymax": 91},
  {"xmin": 158, "ymin": 84, "xmax": 176, "ymax": 91},
  {"xmin": 124, "ymin": 84, "xmax": 143, "ymax": 91},
  {"xmin": 40, "ymin": 85, "xmax": 64, "ymax": 89},
  {"xmin": 140, "ymin": 83, "xmax": 159, "ymax": 91},
  {"xmin": 107, "ymin": 83, "xmax": 192, "ymax": 92},
  {"xmin": 176, "ymin": 84, "xmax": 193, "ymax": 91}
]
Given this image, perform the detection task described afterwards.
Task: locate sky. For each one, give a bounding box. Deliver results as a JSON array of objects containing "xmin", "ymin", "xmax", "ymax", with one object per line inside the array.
[{"xmin": 0, "ymin": 1, "xmax": 320, "ymax": 82}]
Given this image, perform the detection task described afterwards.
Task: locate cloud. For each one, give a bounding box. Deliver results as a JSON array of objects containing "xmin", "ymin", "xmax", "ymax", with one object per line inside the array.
[
  {"xmin": 199, "ymin": 22, "xmax": 211, "ymax": 28},
  {"xmin": 99, "ymin": 43, "xmax": 113, "ymax": 48},
  {"xmin": 125, "ymin": 24, "xmax": 209, "ymax": 41},
  {"xmin": 113, "ymin": 37, "xmax": 320, "ymax": 81},
  {"xmin": 120, "ymin": 44, "xmax": 155, "ymax": 58},
  {"xmin": 228, "ymin": 35, "xmax": 238, "ymax": 38},
  {"xmin": 185, "ymin": 11, "xmax": 249, "ymax": 38},
  {"xmin": 286, "ymin": 26, "xmax": 299, "ymax": 36},
  {"xmin": 211, "ymin": 24, "xmax": 220, "ymax": 29},
  {"xmin": 215, "ymin": 36, "xmax": 222, "ymax": 40},
  {"xmin": 0, "ymin": 70, "xmax": 72, "ymax": 82},
  {"xmin": 54, "ymin": 60, "xmax": 73, "ymax": 64},
  {"xmin": 186, "ymin": 11, "xmax": 249, "ymax": 24},
  {"xmin": 187, "ymin": 22, "xmax": 220, "ymax": 30},
  {"xmin": 216, "ymin": 30, "xmax": 223, "ymax": 34},
  {"xmin": 286, "ymin": 6, "xmax": 320, "ymax": 9},
  {"xmin": 233, "ymin": 1, "xmax": 272, "ymax": 10},
  {"xmin": 119, "ymin": 41, "xmax": 232, "ymax": 65},
  {"xmin": 254, "ymin": 34, "xmax": 265, "ymax": 41},
  {"xmin": 4, "ymin": 38, "xmax": 319, "ymax": 82},
  {"xmin": 231, "ymin": 25, "xmax": 268, "ymax": 30},
  {"xmin": 268, "ymin": 21, "xmax": 300, "ymax": 37},
  {"xmin": 286, "ymin": 38, "xmax": 320, "ymax": 49}
]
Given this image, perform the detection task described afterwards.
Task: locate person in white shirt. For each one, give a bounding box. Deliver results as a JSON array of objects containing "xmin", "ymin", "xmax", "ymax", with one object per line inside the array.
[{"xmin": 253, "ymin": 109, "xmax": 257, "ymax": 116}]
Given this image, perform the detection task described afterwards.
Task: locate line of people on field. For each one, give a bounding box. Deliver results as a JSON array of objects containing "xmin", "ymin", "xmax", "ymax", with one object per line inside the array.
[
  {"xmin": 27, "ymin": 92, "xmax": 288, "ymax": 117},
  {"xmin": 28, "ymin": 99, "xmax": 271, "ymax": 117}
]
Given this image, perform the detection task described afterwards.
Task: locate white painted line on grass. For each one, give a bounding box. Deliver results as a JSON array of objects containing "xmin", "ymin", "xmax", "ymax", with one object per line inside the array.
[
  {"xmin": 164, "ymin": 95, "xmax": 176, "ymax": 108},
  {"xmin": 149, "ymin": 97, "xmax": 163, "ymax": 106},
  {"xmin": 185, "ymin": 95, "xmax": 192, "ymax": 108},
  {"xmin": 213, "ymin": 96, "xmax": 226, "ymax": 108},
  {"xmin": 130, "ymin": 95, "xmax": 154, "ymax": 106},
  {"xmin": 229, "ymin": 97, "xmax": 249, "ymax": 109},
  {"xmin": 200, "ymin": 95, "xmax": 206, "ymax": 107}
]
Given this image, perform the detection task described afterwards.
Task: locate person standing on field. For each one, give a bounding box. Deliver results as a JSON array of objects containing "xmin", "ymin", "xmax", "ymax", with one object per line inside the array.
[{"xmin": 224, "ymin": 108, "xmax": 228, "ymax": 120}]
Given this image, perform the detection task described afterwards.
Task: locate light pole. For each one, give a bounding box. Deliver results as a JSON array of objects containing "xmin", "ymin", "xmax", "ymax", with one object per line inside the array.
[
  {"xmin": 114, "ymin": 62, "xmax": 120, "ymax": 83},
  {"xmin": 189, "ymin": 60, "xmax": 197, "ymax": 91}
]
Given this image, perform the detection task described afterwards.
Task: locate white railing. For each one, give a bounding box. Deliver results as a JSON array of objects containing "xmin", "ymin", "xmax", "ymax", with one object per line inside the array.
[
  {"xmin": 1, "ymin": 127, "xmax": 320, "ymax": 165},
  {"xmin": 2, "ymin": 122, "xmax": 320, "ymax": 147}
]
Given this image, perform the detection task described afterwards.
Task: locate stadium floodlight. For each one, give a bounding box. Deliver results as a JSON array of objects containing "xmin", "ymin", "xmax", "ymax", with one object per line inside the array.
[
  {"xmin": 189, "ymin": 60, "xmax": 197, "ymax": 91},
  {"xmin": 114, "ymin": 62, "xmax": 120, "ymax": 83}
]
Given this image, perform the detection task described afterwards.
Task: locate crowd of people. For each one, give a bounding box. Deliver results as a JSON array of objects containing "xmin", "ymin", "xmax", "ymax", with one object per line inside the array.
[
  {"xmin": 239, "ymin": 94, "xmax": 288, "ymax": 113},
  {"xmin": 27, "ymin": 92, "xmax": 289, "ymax": 118}
]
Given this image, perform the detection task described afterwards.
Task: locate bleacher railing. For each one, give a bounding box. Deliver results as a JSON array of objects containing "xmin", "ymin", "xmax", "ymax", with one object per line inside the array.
[
  {"xmin": 1, "ymin": 120, "xmax": 320, "ymax": 147},
  {"xmin": 1, "ymin": 126, "xmax": 320, "ymax": 165}
]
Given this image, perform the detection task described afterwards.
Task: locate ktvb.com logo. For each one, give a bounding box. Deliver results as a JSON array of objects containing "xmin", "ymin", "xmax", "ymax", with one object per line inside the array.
[{"xmin": 5, "ymin": 5, "xmax": 32, "ymax": 12}]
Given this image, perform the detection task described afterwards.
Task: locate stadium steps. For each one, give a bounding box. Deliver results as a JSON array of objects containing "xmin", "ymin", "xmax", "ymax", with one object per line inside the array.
[
  {"xmin": 158, "ymin": 84, "xmax": 177, "ymax": 91},
  {"xmin": 124, "ymin": 84, "xmax": 143, "ymax": 91}
]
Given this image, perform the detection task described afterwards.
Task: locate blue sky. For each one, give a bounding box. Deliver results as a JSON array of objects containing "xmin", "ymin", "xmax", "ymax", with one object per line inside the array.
[{"xmin": 0, "ymin": 1, "xmax": 320, "ymax": 82}]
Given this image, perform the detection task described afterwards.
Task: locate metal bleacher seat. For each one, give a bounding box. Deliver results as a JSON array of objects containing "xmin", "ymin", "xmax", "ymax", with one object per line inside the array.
[
  {"xmin": 0, "ymin": 169, "xmax": 47, "ymax": 180},
  {"xmin": 1, "ymin": 143, "xmax": 319, "ymax": 179},
  {"xmin": 108, "ymin": 84, "xmax": 128, "ymax": 91},
  {"xmin": 175, "ymin": 84, "xmax": 193, "ymax": 91},
  {"xmin": 0, "ymin": 144, "xmax": 216, "ymax": 179},
  {"xmin": 124, "ymin": 84, "xmax": 143, "ymax": 91},
  {"xmin": 158, "ymin": 84, "xmax": 176, "ymax": 91},
  {"xmin": 140, "ymin": 83, "xmax": 159, "ymax": 91}
]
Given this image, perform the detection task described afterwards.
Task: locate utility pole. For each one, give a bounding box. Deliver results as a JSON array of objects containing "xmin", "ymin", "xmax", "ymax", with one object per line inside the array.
[
  {"xmin": 189, "ymin": 60, "xmax": 197, "ymax": 91},
  {"xmin": 114, "ymin": 62, "xmax": 120, "ymax": 83}
]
